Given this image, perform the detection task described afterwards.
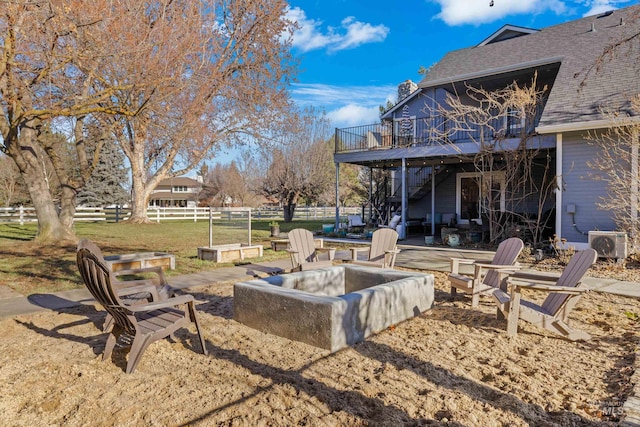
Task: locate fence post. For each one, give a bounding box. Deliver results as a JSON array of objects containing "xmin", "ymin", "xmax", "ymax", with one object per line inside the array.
[
  {"xmin": 115, "ymin": 205, "xmax": 120, "ymax": 223},
  {"xmin": 157, "ymin": 208, "xmax": 160, "ymax": 223},
  {"xmin": 209, "ymin": 207, "xmax": 213, "ymax": 248},
  {"xmin": 248, "ymin": 209, "xmax": 252, "ymax": 246},
  {"xmin": 19, "ymin": 205, "xmax": 24, "ymax": 226},
  {"xmin": 194, "ymin": 206, "xmax": 197, "ymax": 222}
]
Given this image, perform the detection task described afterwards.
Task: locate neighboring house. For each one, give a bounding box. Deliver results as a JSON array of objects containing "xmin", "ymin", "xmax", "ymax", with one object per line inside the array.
[
  {"xmin": 149, "ymin": 177, "xmax": 203, "ymax": 208},
  {"xmin": 334, "ymin": 5, "xmax": 640, "ymax": 248}
]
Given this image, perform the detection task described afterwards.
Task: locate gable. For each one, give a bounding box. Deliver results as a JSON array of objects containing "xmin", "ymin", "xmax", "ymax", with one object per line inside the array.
[
  {"xmin": 418, "ymin": 5, "xmax": 640, "ymax": 130},
  {"xmin": 477, "ymin": 24, "xmax": 539, "ymax": 46}
]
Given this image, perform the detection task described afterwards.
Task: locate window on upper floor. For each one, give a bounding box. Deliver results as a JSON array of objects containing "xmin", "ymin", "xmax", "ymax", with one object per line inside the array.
[{"xmin": 173, "ymin": 186, "xmax": 188, "ymax": 193}]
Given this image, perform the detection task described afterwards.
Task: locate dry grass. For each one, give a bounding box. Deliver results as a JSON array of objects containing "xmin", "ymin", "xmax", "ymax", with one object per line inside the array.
[{"xmin": 0, "ymin": 219, "xmax": 336, "ymax": 295}]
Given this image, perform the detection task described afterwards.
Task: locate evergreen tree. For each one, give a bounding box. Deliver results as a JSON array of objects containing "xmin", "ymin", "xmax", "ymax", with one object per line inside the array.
[{"xmin": 77, "ymin": 138, "xmax": 130, "ymax": 207}]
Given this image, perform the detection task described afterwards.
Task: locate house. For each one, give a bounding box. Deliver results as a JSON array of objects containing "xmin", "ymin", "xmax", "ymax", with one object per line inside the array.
[
  {"xmin": 149, "ymin": 176, "xmax": 202, "ymax": 208},
  {"xmin": 334, "ymin": 5, "xmax": 640, "ymax": 249}
]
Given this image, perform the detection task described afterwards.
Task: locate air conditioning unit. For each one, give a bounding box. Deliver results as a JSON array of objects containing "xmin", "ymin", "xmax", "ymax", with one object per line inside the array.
[{"xmin": 588, "ymin": 231, "xmax": 628, "ymax": 259}]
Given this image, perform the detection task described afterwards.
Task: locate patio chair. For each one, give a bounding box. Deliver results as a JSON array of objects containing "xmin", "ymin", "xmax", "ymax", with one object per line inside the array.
[
  {"xmin": 76, "ymin": 239, "xmax": 175, "ymax": 331},
  {"xmin": 493, "ymin": 248, "xmax": 597, "ymax": 341},
  {"xmin": 347, "ymin": 215, "xmax": 366, "ymax": 232},
  {"xmin": 449, "ymin": 237, "xmax": 524, "ymax": 308},
  {"xmin": 287, "ymin": 228, "xmax": 336, "ymax": 271},
  {"xmin": 349, "ymin": 228, "xmax": 400, "ymax": 269},
  {"xmin": 77, "ymin": 241, "xmax": 207, "ymax": 373}
]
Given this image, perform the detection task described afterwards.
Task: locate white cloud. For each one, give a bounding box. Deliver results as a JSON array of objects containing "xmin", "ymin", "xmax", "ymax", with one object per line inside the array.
[
  {"xmin": 432, "ymin": 0, "xmax": 569, "ymax": 26},
  {"xmin": 327, "ymin": 104, "xmax": 381, "ymax": 127},
  {"xmin": 581, "ymin": 0, "xmax": 625, "ymax": 17},
  {"xmin": 292, "ymin": 83, "xmax": 396, "ymax": 107},
  {"xmin": 287, "ymin": 7, "xmax": 389, "ymax": 53},
  {"xmin": 291, "ymin": 83, "xmax": 397, "ymax": 128}
]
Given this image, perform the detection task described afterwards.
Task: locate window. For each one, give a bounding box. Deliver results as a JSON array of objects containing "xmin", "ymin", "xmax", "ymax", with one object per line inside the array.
[
  {"xmin": 172, "ymin": 186, "xmax": 188, "ymax": 193},
  {"xmin": 456, "ymin": 172, "xmax": 505, "ymax": 224},
  {"xmin": 505, "ymin": 106, "xmax": 525, "ymax": 136}
]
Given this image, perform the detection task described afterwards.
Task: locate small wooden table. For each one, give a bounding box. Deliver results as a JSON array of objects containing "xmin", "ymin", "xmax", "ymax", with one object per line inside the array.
[{"xmin": 271, "ymin": 238, "xmax": 325, "ymax": 251}]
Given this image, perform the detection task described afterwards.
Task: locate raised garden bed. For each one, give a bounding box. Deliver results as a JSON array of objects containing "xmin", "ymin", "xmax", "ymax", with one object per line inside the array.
[
  {"xmin": 197, "ymin": 243, "xmax": 264, "ymax": 263},
  {"xmin": 103, "ymin": 252, "xmax": 176, "ymax": 272}
]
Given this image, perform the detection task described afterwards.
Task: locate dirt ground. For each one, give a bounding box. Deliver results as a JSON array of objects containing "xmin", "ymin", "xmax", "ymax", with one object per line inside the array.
[{"xmin": 0, "ymin": 271, "xmax": 637, "ymax": 426}]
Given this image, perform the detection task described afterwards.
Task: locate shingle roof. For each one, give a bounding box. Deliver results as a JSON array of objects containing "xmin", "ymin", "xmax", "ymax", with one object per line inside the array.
[
  {"xmin": 157, "ymin": 177, "xmax": 201, "ymax": 187},
  {"xmin": 419, "ymin": 5, "xmax": 640, "ymax": 130}
]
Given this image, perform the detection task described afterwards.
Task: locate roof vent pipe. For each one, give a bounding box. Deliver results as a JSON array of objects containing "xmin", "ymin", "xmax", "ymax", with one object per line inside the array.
[
  {"xmin": 590, "ymin": 22, "xmax": 596, "ymax": 32},
  {"xmin": 620, "ymin": 17, "xmax": 625, "ymax": 26}
]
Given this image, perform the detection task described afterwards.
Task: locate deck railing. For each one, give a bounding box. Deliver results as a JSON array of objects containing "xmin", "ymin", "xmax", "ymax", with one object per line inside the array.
[{"xmin": 335, "ymin": 111, "xmax": 541, "ymax": 154}]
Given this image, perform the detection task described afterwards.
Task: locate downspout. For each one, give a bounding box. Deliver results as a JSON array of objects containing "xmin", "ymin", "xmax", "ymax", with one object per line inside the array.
[
  {"xmin": 334, "ymin": 127, "xmax": 340, "ymax": 231},
  {"xmin": 335, "ymin": 161, "xmax": 340, "ymax": 231},
  {"xmin": 369, "ymin": 167, "xmax": 373, "ymax": 222},
  {"xmin": 555, "ymin": 133, "xmax": 563, "ymax": 238},
  {"xmin": 401, "ymin": 157, "xmax": 407, "ymax": 239},
  {"xmin": 431, "ymin": 164, "xmax": 436, "ymax": 236}
]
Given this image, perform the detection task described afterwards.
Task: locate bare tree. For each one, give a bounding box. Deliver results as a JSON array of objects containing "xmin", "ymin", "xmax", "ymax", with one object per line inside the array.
[
  {"xmin": 587, "ymin": 95, "xmax": 640, "ymax": 252},
  {"xmin": 0, "ymin": 155, "xmax": 28, "ymax": 207},
  {"xmin": 199, "ymin": 160, "xmax": 261, "ymax": 207},
  {"xmin": 1, "ymin": 0, "xmax": 296, "ymax": 242},
  {"xmin": 425, "ymin": 74, "xmax": 556, "ymax": 244},
  {"xmin": 0, "ymin": 3, "xmax": 113, "ymax": 241},
  {"xmin": 262, "ymin": 107, "xmax": 333, "ymax": 222},
  {"xmin": 234, "ymin": 150, "xmax": 264, "ymax": 207},
  {"xmin": 89, "ymin": 0, "xmax": 296, "ymax": 222}
]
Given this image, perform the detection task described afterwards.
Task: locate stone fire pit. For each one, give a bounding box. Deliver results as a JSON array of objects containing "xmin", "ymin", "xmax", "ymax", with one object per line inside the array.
[{"xmin": 234, "ymin": 265, "xmax": 434, "ymax": 352}]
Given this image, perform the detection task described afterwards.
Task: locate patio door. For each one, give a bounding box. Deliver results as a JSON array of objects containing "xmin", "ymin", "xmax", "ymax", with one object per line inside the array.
[{"xmin": 456, "ymin": 172, "xmax": 505, "ymax": 225}]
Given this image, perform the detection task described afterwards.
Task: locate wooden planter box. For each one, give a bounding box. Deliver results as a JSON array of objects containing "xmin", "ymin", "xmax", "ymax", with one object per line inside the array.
[
  {"xmin": 104, "ymin": 252, "xmax": 176, "ymax": 272},
  {"xmin": 198, "ymin": 244, "xmax": 264, "ymax": 263}
]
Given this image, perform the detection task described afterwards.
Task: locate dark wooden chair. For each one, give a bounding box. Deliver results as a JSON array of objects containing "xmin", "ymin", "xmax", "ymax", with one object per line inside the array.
[
  {"xmin": 77, "ymin": 239, "xmax": 207, "ymax": 373},
  {"xmin": 77, "ymin": 240, "xmax": 176, "ymax": 332}
]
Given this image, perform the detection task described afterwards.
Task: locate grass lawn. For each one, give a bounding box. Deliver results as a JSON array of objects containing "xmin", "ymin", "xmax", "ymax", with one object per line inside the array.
[{"xmin": 0, "ymin": 219, "xmax": 339, "ymax": 296}]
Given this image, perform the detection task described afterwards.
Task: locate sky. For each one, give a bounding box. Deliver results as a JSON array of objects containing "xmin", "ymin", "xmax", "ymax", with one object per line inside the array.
[{"xmin": 212, "ymin": 0, "xmax": 634, "ymax": 164}]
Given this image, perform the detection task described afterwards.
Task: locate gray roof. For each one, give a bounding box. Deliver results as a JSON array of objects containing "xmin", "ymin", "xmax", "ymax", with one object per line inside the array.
[{"xmin": 419, "ymin": 5, "xmax": 640, "ymax": 131}]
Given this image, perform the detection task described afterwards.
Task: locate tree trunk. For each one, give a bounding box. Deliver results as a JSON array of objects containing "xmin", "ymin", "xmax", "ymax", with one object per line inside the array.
[
  {"xmin": 5, "ymin": 126, "xmax": 76, "ymax": 243},
  {"xmin": 129, "ymin": 176, "xmax": 152, "ymax": 223},
  {"xmin": 126, "ymin": 147, "xmax": 153, "ymax": 223},
  {"xmin": 283, "ymin": 193, "xmax": 298, "ymax": 223},
  {"xmin": 283, "ymin": 204, "xmax": 296, "ymax": 223}
]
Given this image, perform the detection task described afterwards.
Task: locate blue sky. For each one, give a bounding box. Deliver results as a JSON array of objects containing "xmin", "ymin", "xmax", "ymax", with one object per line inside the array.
[
  {"xmin": 211, "ymin": 0, "xmax": 633, "ymax": 165},
  {"xmin": 287, "ymin": 0, "xmax": 633, "ymax": 127}
]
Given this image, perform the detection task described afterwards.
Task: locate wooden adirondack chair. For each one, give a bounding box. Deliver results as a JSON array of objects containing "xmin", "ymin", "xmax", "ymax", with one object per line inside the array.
[
  {"xmin": 493, "ymin": 248, "xmax": 597, "ymax": 341},
  {"xmin": 449, "ymin": 237, "xmax": 524, "ymax": 308},
  {"xmin": 287, "ymin": 228, "xmax": 336, "ymax": 271},
  {"xmin": 77, "ymin": 239, "xmax": 175, "ymax": 331},
  {"xmin": 349, "ymin": 228, "xmax": 400, "ymax": 269},
  {"xmin": 77, "ymin": 240, "xmax": 207, "ymax": 373}
]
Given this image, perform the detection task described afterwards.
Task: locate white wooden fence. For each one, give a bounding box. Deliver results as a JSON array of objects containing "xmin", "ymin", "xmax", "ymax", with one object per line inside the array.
[{"xmin": 0, "ymin": 206, "xmax": 360, "ymax": 225}]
